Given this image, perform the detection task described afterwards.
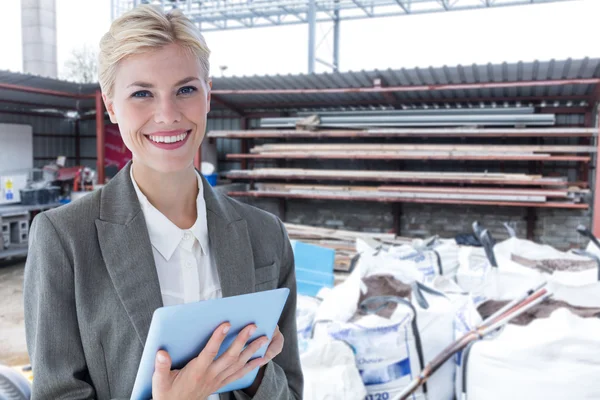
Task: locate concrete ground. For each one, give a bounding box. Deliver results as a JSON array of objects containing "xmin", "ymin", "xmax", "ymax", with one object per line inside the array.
[{"xmin": 0, "ymin": 259, "xmax": 29, "ymax": 367}]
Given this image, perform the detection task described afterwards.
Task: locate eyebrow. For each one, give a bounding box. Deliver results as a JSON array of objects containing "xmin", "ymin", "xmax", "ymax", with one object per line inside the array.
[{"xmin": 127, "ymin": 76, "xmax": 200, "ymax": 89}]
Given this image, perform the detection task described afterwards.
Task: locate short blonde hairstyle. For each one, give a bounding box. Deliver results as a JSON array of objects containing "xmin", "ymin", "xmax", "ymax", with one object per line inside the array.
[{"xmin": 98, "ymin": 5, "xmax": 210, "ymax": 98}]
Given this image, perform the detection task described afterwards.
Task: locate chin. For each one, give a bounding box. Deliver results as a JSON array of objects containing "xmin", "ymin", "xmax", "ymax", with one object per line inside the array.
[{"xmin": 138, "ymin": 156, "xmax": 195, "ymax": 174}]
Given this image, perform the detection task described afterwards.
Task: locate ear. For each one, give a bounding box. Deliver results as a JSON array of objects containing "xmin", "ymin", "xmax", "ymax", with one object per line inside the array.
[
  {"xmin": 206, "ymin": 80, "xmax": 212, "ymax": 114},
  {"xmin": 102, "ymin": 93, "xmax": 118, "ymax": 124}
]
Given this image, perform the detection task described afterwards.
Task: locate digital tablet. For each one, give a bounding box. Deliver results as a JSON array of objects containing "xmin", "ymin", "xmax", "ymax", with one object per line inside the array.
[{"xmin": 130, "ymin": 288, "xmax": 290, "ymax": 400}]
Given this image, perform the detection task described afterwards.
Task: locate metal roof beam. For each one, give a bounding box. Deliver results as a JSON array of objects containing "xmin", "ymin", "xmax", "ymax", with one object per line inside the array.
[
  {"xmin": 113, "ymin": 0, "xmax": 578, "ymax": 31},
  {"xmin": 351, "ymin": 0, "xmax": 373, "ymax": 17},
  {"xmin": 395, "ymin": 0, "xmax": 410, "ymax": 13},
  {"xmin": 211, "ymin": 78, "xmax": 600, "ymax": 96},
  {"xmin": 213, "ymin": 94, "xmax": 592, "ymax": 111}
]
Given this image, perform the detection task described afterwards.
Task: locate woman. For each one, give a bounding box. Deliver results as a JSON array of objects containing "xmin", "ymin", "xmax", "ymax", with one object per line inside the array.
[{"xmin": 23, "ymin": 5, "xmax": 302, "ymax": 400}]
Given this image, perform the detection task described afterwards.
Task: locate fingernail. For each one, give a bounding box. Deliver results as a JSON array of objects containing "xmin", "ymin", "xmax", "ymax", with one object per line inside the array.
[
  {"xmin": 223, "ymin": 325, "xmax": 230, "ymax": 334},
  {"xmin": 249, "ymin": 326, "xmax": 257, "ymax": 336},
  {"xmin": 156, "ymin": 352, "xmax": 167, "ymax": 364}
]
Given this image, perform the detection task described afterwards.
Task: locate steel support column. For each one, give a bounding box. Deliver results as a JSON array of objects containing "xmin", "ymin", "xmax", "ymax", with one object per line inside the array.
[
  {"xmin": 593, "ymin": 104, "xmax": 600, "ymax": 237},
  {"xmin": 95, "ymin": 90, "xmax": 106, "ymax": 184},
  {"xmin": 308, "ymin": 0, "xmax": 316, "ymax": 73},
  {"xmin": 333, "ymin": 0, "xmax": 340, "ymax": 71}
]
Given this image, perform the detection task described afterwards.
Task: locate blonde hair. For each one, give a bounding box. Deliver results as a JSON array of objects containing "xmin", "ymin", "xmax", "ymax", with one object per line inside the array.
[{"xmin": 98, "ymin": 5, "xmax": 210, "ymax": 98}]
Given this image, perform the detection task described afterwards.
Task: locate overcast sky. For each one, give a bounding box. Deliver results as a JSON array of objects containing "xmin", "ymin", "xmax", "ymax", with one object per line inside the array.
[{"xmin": 0, "ymin": 0, "xmax": 598, "ymax": 80}]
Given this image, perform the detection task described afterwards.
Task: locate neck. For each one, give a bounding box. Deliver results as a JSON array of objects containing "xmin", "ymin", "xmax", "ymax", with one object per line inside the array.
[{"xmin": 131, "ymin": 160, "xmax": 198, "ymax": 229}]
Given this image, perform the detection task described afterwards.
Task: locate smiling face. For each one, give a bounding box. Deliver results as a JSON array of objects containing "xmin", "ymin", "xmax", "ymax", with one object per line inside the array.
[{"xmin": 103, "ymin": 43, "xmax": 211, "ymax": 174}]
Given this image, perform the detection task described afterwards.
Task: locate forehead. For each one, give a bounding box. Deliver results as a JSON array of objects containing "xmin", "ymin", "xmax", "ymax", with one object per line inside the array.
[{"xmin": 114, "ymin": 43, "xmax": 203, "ymax": 86}]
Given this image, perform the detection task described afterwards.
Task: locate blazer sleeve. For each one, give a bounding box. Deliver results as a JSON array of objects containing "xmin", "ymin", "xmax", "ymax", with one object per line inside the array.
[
  {"xmin": 233, "ymin": 218, "xmax": 303, "ymax": 400},
  {"xmin": 24, "ymin": 212, "xmax": 100, "ymax": 399}
]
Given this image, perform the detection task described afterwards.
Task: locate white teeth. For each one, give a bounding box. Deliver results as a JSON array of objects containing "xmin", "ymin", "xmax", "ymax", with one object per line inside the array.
[{"xmin": 149, "ymin": 132, "xmax": 188, "ymax": 144}]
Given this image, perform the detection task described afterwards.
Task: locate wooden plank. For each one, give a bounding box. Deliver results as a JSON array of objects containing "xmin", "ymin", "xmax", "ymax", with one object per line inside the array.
[
  {"xmin": 253, "ymin": 144, "xmax": 596, "ymax": 153},
  {"xmin": 207, "ymin": 127, "xmax": 596, "ymax": 139},
  {"xmin": 258, "ymin": 183, "xmax": 587, "ymax": 199},
  {"xmin": 225, "ymin": 168, "xmax": 567, "ymax": 186},
  {"xmin": 259, "ymin": 185, "xmax": 548, "ymax": 202},
  {"xmin": 227, "ymin": 153, "xmax": 591, "ymax": 162},
  {"xmin": 228, "ymin": 190, "xmax": 589, "ymax": 209},
  {"xmin": 378, "ymin": 186, "xmax": 571, "ymax": 197}
]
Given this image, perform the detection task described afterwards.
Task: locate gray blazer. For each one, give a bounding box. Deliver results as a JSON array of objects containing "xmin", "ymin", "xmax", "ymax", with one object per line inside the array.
[{"xmin": 23, "ymin": 162, "xmax": 303, "ymax": 400}]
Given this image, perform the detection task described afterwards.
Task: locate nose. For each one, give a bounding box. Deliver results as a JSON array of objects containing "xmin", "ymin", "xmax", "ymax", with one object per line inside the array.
[{"xmin": 154, "ymin": 95, "xmax": 182, "ymax": 125}]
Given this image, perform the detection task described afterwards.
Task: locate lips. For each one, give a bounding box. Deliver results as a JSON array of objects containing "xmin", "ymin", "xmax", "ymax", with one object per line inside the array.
[{"xmin": 144, "ymin": 129, "xmax": 193, "ymax": 150}]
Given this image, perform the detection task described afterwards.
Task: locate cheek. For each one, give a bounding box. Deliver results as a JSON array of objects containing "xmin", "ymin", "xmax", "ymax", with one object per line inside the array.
[
  {"xmin": 116, "ymin": 102, "xmax": 150, "ymax": 140},
  {"xmin": 182, "ymin": 98, "xmax": 208, "ymax": 129}
]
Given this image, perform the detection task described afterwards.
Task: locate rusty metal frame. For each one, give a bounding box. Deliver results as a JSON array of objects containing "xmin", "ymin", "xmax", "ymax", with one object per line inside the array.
[{"xmin": 0, "ymin": 82, "xmax": 94, "ymax": 99}]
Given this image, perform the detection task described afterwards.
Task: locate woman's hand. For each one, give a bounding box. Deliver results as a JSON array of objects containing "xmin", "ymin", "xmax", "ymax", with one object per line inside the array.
[
  {"xmin": 243, "ymin": 325, "xmax": 285, "ymax": 396},
  {"xmin": 152, "ymin": 322, "xmax": 269, "ymax": 400}
]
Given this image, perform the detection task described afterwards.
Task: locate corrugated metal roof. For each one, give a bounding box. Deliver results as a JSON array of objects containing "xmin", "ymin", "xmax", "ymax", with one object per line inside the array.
[
  {"xmin": 0, "ymin": 70, "xmax": 97, "ymax": 115},
  {"xmin": 209, "ymin": 58, "xmax": 600, "ymax": 111},
  {"xmin": 0, "ymin": 58, "xmax": 598, "ymax": 115}
]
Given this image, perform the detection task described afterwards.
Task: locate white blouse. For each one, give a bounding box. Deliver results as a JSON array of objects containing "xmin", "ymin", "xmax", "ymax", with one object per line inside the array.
[
  {"xmin": 130, "ymin": 167, "xmax": 222, "ymax": 306},
  {"xmin": 131, "ymin": 168, "xmax": 222, "ymax": 399}
]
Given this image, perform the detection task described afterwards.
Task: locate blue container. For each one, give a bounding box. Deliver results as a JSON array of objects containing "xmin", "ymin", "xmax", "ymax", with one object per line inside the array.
[{"xmin": 205, "ymin": 173, "xmax": 218, "ymax": 187}]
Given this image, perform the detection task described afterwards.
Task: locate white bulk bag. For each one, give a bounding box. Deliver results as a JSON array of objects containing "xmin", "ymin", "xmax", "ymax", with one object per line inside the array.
[
  {"xmin": 457, "ymin": 281, "xmax": 600, "ymax": 400},
  {"xmin": 494, "ymin": 237, "xmax": 598, "ymax": 286},
  {"xmin": 296, "ymin": 294, "xmax": 322, "ymax": 354},
  {"xmin": 314, "ymin": 247, "xmax": 465, "ymax": 400},
  {"xmin": 301, "ymin": 339, "xmax": 367, "ymax": 400}
]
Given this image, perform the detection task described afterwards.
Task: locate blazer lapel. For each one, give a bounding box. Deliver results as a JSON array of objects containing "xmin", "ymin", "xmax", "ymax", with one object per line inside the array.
[
  {"xmin": 203, "ymin": 176, "xmax": 255, "ymax": 298},
  {"xmin": 95, "ymin": 162, "xmax": 163, "ymax": 345}
]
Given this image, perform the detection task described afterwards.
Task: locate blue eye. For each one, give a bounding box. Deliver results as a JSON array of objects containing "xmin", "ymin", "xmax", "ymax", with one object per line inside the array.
[
  {"xmin": 131, "ymin": 90, "xmax": 151, "ymax": 98},
  {"xmin": 178, "ymin": 86, "xmax": 197, "ymax": 95}
]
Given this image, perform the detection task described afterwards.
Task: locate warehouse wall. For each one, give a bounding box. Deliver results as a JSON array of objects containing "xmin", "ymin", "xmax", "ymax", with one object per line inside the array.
[
  {"xmin": 237, "ymin": 197, "xmax": 591, "ymax": 251},
  {"xmin": 228, "ymin": 112, "xmax": 592, "ymax": 251},
  {"xmin": 0, "ymin": 113, "xmax": 76, "ymax": 168},
  {"xmin": 79, "ymin": 118, "xmax": 104, "ymax": 169}
]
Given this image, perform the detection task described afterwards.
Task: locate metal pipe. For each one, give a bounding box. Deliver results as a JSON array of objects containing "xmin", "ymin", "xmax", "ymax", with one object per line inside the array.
[
  {"xmin": 295, "ymin": 107, "xmax": 536, "ymax": 117},
  {"xmin": 262, "ymin": 114, "xmax": 554, "ymax": 123},
  {"xmin": 211, "ymin": 78, "xmax": 600, "ymax": 96},
  {"xmin": 260, "ymin": 114, "xmax": 556, "ymax": 127}
]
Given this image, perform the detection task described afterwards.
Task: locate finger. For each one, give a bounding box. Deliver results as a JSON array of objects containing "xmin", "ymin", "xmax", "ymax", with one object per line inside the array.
[
  {"xmin": 239, "ymin": 336, "xmax": 269, "ymax": 363},
  {"xmin": 197, "ymin": 322, "xmax": 231, "ymax": 365},
  {"xmin": 215, "ymin": 336, "xmax": 269, "ymax": 384},
  {"xmin": 220, "ymin": 357, "xmax": 266, "ymax": 387},
  {"xmin": 152, "ymin": 350, "xmax": 173, "ymax": 395},
  {"xmin": 211, "ymin": 324, "xmax": 258, "ymax": 373},
  {"xmin": 264, "ymin": 331, "xmax": 284, "ymax": 361}
]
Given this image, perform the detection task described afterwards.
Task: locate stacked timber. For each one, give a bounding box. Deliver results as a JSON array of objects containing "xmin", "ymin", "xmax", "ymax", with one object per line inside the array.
[
  {"xmin": 284, "ymin": 222, "xmax": 412, "ymax": 272},
  {"xmin": 230, "ymin": 182, "xmax": 589, "ymax": 208},
  {"xmin": 226, "ymin": 168, "xmax": 568, "ymax": 186},
  {"xmin": 226, "ymin": 143, "xmax": 594, "ymax": 162},
  {"xmin": 209, "ymin": 125, "xmax": 593, "ymax": 210}
]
